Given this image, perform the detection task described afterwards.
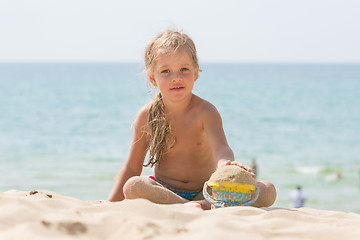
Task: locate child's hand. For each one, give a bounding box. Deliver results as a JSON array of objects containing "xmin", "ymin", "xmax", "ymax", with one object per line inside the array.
[{"xmin": 222, "ymin": 160, "xmax": 256, "ymax": 178}]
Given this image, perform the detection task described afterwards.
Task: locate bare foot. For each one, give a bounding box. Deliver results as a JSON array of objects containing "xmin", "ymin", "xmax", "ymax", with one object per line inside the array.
[{"xmin": 184, "ymin": 202, "xmax": 202, "ymax": 208}]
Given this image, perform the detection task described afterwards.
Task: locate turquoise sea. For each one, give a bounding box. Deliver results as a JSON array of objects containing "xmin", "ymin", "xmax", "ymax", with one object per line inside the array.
[{"xmin": 1, "ymin": 63, "xmax": 359, "ymax": 213}]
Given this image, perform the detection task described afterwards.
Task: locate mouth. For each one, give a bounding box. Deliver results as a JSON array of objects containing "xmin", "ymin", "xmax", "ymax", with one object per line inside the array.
[{"xmin": 170, "ymin": 86, "xmax": 185, "ymax": 90}]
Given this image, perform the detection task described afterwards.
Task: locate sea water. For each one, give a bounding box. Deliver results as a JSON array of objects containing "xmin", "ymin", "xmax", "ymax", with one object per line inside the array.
[{"xmin": 0, "ymin": 63, "xmax": 359, "ymax": 213}]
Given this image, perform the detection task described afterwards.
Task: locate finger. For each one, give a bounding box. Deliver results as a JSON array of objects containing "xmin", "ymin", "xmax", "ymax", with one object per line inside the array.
[
  {"xmin": 239, "ymin": 164, "xmax": 253, "ymax": 173},
  {"xmin": 225, "ymin": 160, "xmax": 232, "ymax": 165},
  {"xmin": 229, "ymin": 161, "xmax": 242, "ymax": 167}
]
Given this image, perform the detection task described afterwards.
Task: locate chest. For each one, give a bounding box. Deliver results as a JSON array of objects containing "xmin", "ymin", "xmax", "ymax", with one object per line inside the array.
[{"xmin": 167, "ymin": 112, "xmax": 207, "ymax": 151}]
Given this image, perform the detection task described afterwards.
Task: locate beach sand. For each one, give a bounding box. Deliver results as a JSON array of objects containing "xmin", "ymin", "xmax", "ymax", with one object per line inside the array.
[{"xmin": 1, "ymin": 190, "xmax": 359, "ymax": 240}]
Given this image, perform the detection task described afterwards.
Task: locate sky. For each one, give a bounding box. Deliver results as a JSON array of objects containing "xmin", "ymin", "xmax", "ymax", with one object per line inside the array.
[{"xmin": 1, "ymin": 0, "xmax": 359, "ymax": 63}]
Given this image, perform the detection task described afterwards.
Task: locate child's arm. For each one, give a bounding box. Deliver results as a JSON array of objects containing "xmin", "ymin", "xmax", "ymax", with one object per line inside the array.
[
  {"xmin": 107, "ymin": 107, "xmax": 149, "ymax": 202},
  {"xmin": 203, "ymin": 104, "xmax": 234, "ymax": 165},
  {"xmin": 203, "ymin": 103, "xmax": 255, "ymax": 176}
]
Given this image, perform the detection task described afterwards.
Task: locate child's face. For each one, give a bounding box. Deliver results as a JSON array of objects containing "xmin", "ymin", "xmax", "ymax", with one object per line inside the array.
[{"xmin": 148, "ymin": 49, "xmax": 199, "ymax": 103}]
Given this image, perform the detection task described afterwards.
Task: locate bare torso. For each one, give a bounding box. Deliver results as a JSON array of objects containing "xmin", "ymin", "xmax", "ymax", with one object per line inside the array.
[{"xmin": 152, "ymin": 95, "xmax": 217, "ymax": 191}]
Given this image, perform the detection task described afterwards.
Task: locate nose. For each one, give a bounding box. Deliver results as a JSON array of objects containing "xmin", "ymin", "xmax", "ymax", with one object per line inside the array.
[{"xmin": 171, "ymin": 72, "xmax": 182, "ymax": 82}]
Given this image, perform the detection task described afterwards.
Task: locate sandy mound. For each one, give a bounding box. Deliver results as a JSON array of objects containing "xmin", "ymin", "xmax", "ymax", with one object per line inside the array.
[{"xmin": 209, "ymin": 165, "xmax": 256, "ymax": 186}]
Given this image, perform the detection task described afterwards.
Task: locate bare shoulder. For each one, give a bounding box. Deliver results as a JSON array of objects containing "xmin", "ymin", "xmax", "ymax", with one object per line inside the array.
[
  {"xmin": 192, "ymin": 94, "xmax": 221, "ymax": 118},
  {"xmin": 133, "ymin": 104, "xmax": 150, "ymax": 130}
]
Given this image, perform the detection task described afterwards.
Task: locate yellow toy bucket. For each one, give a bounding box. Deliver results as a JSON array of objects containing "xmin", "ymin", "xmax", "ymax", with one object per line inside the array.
[{"xmin": 203, "ymin": 181, "xmax": 259, "ymax": 208}]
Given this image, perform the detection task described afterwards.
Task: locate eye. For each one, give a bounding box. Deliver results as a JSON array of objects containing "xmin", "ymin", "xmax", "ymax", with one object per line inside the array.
[
  {"xmin": 161, "ymin": 69, "xmax": 169, "ymax": 74},
  {"xmin": 180, "ymin": 68, "xmax": 189, "ymax": 72}
]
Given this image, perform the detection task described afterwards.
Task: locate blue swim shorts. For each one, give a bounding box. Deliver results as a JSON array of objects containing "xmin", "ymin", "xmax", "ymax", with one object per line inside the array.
[{"xmin": 149, "ymin": 176, "xmax": 202, "ymax": 201}]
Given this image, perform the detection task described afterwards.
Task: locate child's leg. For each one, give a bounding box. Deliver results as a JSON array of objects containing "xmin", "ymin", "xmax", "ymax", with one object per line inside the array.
[
  {"xmin": 189, "ymin": 191, "xmax": 211, "ymax": 210},
  {"xmin": 123, "ymin": 176, "xmax": 188, "ymax": 204},
  {"xmin": 251, "ymin": 181, "xmax": 277, "ymax": 207}
]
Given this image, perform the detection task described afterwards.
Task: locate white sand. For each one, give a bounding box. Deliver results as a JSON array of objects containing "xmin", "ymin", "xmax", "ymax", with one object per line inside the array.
[{"xmin": 1, "ymin": 189, "xmax": 359, "ymax": 240}]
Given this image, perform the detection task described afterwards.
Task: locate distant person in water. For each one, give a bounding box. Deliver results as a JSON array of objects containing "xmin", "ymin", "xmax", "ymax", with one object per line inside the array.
[
  {"xmin": 325, "ymin": 169, "xmax": 342, "ymax": 182},
  {"xmin": 335, "ymin": 169, "xmax": 341, "ymax": 181},
  {"xmin": 289, "ymin": 186, "xmax": 306, "ymax": 208},
  {"xmin": 251, "ymin": 158, "xmax": 258, "ymax": 178}
]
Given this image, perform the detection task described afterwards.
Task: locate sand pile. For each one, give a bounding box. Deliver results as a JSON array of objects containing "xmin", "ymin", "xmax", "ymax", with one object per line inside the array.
[{"xmin": 209, "ymin": 165, "xmax": 256, "ymax": 186}]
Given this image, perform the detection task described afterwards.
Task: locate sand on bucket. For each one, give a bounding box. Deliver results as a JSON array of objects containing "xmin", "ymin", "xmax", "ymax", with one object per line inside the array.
[
  {"xmin": 204, "ymin": 165, "xmax": 258, "ymax": 207},
  {"xmin": 209, "ymin": 165, "xmax": 256, "ymax": 186}
]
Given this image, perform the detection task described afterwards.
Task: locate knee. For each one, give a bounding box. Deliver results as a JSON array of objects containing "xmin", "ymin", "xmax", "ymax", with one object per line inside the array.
[
  {"xmin": 123, "ymin": 176, "xmax": 146, "ymax": 199},
  {"xmin": 255, "ymin": 181, "xmax": 277, "ymax": 207},
  {"xmin": 262, "ymin": 181, "xmax": 277, "ymax": 207}
]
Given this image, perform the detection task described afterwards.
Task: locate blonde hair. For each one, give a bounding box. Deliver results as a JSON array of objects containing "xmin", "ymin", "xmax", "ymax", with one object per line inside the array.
[{"xmin": 143, "ymin": 30, "xmax": 199, "ymax": 167}]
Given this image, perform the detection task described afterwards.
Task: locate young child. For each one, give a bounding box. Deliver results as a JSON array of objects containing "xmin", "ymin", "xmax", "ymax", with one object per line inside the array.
[{"xmin": 108, "ymin": 30, "xmax": 276, "ymax": 209}]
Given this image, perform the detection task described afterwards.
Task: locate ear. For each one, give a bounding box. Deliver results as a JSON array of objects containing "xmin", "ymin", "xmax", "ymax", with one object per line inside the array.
[
  {"xmin": 148, "ymin": 73, "xmax": 157, "ymax": 87},
  {"xmin": 194, "ymin": 68, "xmax": 199, "ymax": 82}
]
